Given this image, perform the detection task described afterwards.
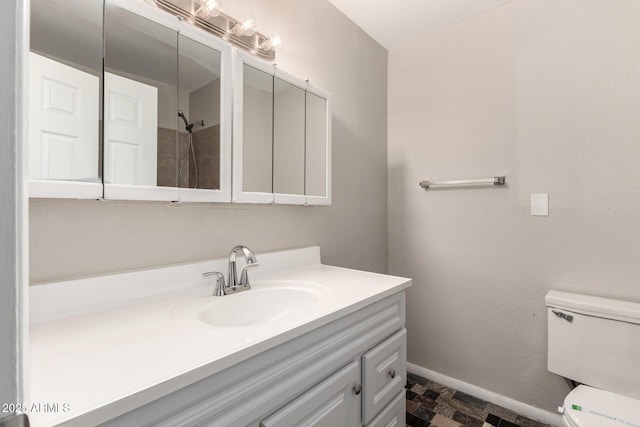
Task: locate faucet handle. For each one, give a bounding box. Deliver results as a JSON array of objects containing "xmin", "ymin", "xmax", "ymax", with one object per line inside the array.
[
  {"xmin": 203, "ymin": 271, "xmax": 226, "ymax": 296},
  {"xmin": 239, "ymin": 263, "xmax": 260, "ymax": 286}
]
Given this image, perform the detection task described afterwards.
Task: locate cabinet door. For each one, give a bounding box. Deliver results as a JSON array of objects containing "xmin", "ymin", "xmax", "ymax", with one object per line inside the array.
[
  {"xmin": 232, "ymin": 50, "xmax": 275, "ymax": 204},
  {"xmin": 261, "ymin": 360, "xmax": 361, "ymax": 427},
  {"xmin": 304, "ymin": 86, "xmax": 331, "ymax": 206},
  {"xmin": 362, "ymin": 329, "xmax": 407, "ymax": 424},
  {"xmin": 176, "ymin": 24, "xmax": 232, "ymax": 203},
  {"xmin": 272, "ymin": 70, "xmax": 306, "ymax": 205},
  {"xmin": 366, "ymin": 391, "xmax": 406, "ymax": 427},
  {"xmin": 29, "ymin": 0, "xmax": 104, "ymax": 199},
  {"xmin": 103, "ymin": 0, "xmax": 180, "ymax": 201}
]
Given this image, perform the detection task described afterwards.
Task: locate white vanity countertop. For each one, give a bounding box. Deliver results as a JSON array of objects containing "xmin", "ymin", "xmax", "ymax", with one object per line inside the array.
[{"xmin": 29, "ymin": 247, "xmax": 411, "ymax": 426}]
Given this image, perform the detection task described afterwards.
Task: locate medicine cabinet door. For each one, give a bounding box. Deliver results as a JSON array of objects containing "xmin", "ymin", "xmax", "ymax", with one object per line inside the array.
[
  {"xmin": 232, "ymin": 50, "xmax": 275, "ymax": 204},
  {"xmin": 305, "ymin": 86, "xmax": 331, "ymax": 205},
  {"xmin": 176, "ymin": 25, "xmax": 232, "ymax": 202},
  {"xmin": 103, "ymin": 0, "xmax": 179, "ymax": 201},
  {"xmin": 28, "ymin": 0, "xmax": 104, "ymax": 198},
  {"xmin": 273, "ymin": 71, "xmax": 307, "ymax": 205}
]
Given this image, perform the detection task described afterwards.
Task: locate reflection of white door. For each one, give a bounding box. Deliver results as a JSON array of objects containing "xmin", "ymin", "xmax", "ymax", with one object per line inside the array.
[
  {"xmin": 28, "ymin": 52, "xmax": 99, "ymax": 180},
  {"xmin": 104, "ymin": 72, "xmax": 158, "ymax": 185}
]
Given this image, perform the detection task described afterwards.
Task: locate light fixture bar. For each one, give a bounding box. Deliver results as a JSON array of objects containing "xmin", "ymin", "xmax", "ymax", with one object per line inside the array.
[{"xmin": 151, "ymin": 0, "xmax": 276, "ymax": 60}]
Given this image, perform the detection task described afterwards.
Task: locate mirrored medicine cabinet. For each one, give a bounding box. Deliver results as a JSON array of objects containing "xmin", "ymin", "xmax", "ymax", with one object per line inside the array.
[
  {"xmin": 232, "ymin": 51, "xmax": 331, "ymax": 205},
  {"xmin": 27, "ymin": 0, "xmax": 329, "ymax": 205}
]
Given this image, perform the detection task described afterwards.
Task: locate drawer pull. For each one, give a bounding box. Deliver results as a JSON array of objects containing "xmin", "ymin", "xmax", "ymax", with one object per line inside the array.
[
  {"xmin": 353, "ymin": 384, "xmax": 362, "ymax": 395},
  {"xmin": 389, "ymin": 369, "xmax": 396, "ymax": 379}
]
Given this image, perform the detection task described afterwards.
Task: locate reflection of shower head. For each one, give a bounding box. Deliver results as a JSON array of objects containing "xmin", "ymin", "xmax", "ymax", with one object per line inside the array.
[{"xmin": 177, "ymin": 109, "xmax": 194, "ymax": 133}]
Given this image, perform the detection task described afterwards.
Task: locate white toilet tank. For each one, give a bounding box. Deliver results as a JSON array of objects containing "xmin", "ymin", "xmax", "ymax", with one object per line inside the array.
[{"xmin": 546, "ymin": 290, "xmax": 640, "ymax": 400}]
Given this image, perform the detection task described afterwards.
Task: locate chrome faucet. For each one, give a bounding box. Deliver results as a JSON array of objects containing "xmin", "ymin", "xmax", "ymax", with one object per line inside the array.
[
  {"xmin": 228, "ymin": 245, "xmax": 258, "ymax": 288},
  {"xmin": 202, "ymin": 245, "xmax": 259, "ymax": 296}
]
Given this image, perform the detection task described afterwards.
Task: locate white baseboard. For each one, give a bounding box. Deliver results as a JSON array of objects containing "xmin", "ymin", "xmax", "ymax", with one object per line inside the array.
[{"xmin": 407, "ymin": 362, "xmax": 563, "ymax": 426}]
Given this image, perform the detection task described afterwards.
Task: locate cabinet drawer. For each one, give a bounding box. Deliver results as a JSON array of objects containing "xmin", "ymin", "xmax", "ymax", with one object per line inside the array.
[
  {"xmin": 261, "ymin": 360, "xmax": 361, "ymax": 427},
  {"xmin": 362, "ymin": 328, "xmax": 407, "ymax": 424},
  {"xmin": 366, "ymin": 391, "xmax": 406, "ymax": 427}
]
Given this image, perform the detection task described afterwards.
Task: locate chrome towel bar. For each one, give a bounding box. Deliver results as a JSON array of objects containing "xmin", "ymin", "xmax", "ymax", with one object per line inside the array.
[{"xmin": 419, "ymin": 176, "xmax": 506, "ymax": 190}]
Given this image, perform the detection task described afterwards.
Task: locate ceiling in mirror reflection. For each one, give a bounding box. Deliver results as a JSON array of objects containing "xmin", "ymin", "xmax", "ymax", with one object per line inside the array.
[
  {"xmin": 106, "ymin": 5, "xmax": 178, "ymax": 86},
  {"xmin": 31, "ymin": 0, "xmax": 103, "ymax": 73},
  {"xmin": 244, "ymin": 64, "xmax": 273, "ymax": 91},
  {"xmin": 179, "ymin": 35, "xmax": 222, "ymax": 93},
  {"xmin": 106, "ymin": 5, "xmax": 221, "ymax": 92}
]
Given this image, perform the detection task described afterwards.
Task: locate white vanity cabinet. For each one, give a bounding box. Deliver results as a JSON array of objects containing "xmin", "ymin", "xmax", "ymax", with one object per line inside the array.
[
  {"xmin": 100, "ymin": 292, "xmax": 407, "ymax": 427},
  {"xmin": 263, "ymin": 329, "xmax": 407, "ymax": 427}
]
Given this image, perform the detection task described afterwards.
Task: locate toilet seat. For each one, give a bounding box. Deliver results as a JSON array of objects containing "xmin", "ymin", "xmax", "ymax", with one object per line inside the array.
[{"xmin": 562, "ymin": 385, "xmax": 640, "ymax": 427}]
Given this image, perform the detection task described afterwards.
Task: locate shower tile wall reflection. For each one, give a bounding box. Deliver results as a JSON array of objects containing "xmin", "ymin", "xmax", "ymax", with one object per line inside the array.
[
  {"xmin": 191, "ymin": 126, "xmax": 220, "ymax": 189},
  {"xmin": 177, "ymin": 132, "xmax": 190, "ymax": 188},
  {"xmin": 157, "ymin": 129, "xmax": 182, "ymax": 187}
]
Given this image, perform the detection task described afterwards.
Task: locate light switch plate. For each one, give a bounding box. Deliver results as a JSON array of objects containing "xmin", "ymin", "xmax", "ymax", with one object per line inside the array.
[{"xmin": 531, "ymin": 194, "xmax": 549, "ymax": 216}]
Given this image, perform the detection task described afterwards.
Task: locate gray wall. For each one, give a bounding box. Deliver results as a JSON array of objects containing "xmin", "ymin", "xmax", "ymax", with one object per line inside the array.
[
  {"xmin": 1, "ymin": 0, "xmax": 27, "ymax": 409},
  {"xmin": 388, "ymin": 0, "xmax": 640, "ymax": 413},
  {"xmin": 29, "ymin": 0, "xmax": 388, "ymax": 283}
]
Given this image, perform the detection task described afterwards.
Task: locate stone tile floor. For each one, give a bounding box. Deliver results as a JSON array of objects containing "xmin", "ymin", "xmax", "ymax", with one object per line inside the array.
[{"xmin": 406, "ymin": 373, "xmax": 555, "ymax": 427}]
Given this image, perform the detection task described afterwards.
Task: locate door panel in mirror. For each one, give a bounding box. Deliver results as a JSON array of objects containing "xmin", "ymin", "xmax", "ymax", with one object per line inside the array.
[
  {"xmin": 176, "ymin": 27, "xmax": 231, "ymax": 202},
  {"xmin": 28, "ymin": 0, "xmax": 103, "ymax": 198},
  {"xmin": 104, "ymin": 72, "xmax": 158, "ymax": 185},
  {"xmin": 273, "ymin": 76, "xmax": 305, "ymax": 202},
  {"xmin": 305, "ymin": 90, "xmax": 330, "ymax": 202},
  {"xmin": 103, "ymin": 1, "xmax": 179, "ymax": 201}
]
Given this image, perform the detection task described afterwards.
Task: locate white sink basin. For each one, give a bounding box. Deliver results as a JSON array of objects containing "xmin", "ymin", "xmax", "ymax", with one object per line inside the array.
[{"xmin": 172, "ymin": 280, "xmax": 329, "ymax": 327}]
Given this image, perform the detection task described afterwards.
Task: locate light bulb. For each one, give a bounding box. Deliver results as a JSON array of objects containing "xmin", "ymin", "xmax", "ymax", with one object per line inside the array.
[
  {"xmin": 234, "ymin": 18, "xmax": 257, "ymax": 36},
  {"xmin": 198, "ymin": 0, "xmax": 222, "ymax": 19},
  {"xmin": 269, "ymin": 34, "xmax": 283, "ymax": 51},
  {"xmin": 260, "ymin": 34, "xmax": 283, "ymax": 52}
]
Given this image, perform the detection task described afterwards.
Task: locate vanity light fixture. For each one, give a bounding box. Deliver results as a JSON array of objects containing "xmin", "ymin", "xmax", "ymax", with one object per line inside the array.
[{"xmin": 149, "ymin": 0, "xmax": 279, "ymax": 60}]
